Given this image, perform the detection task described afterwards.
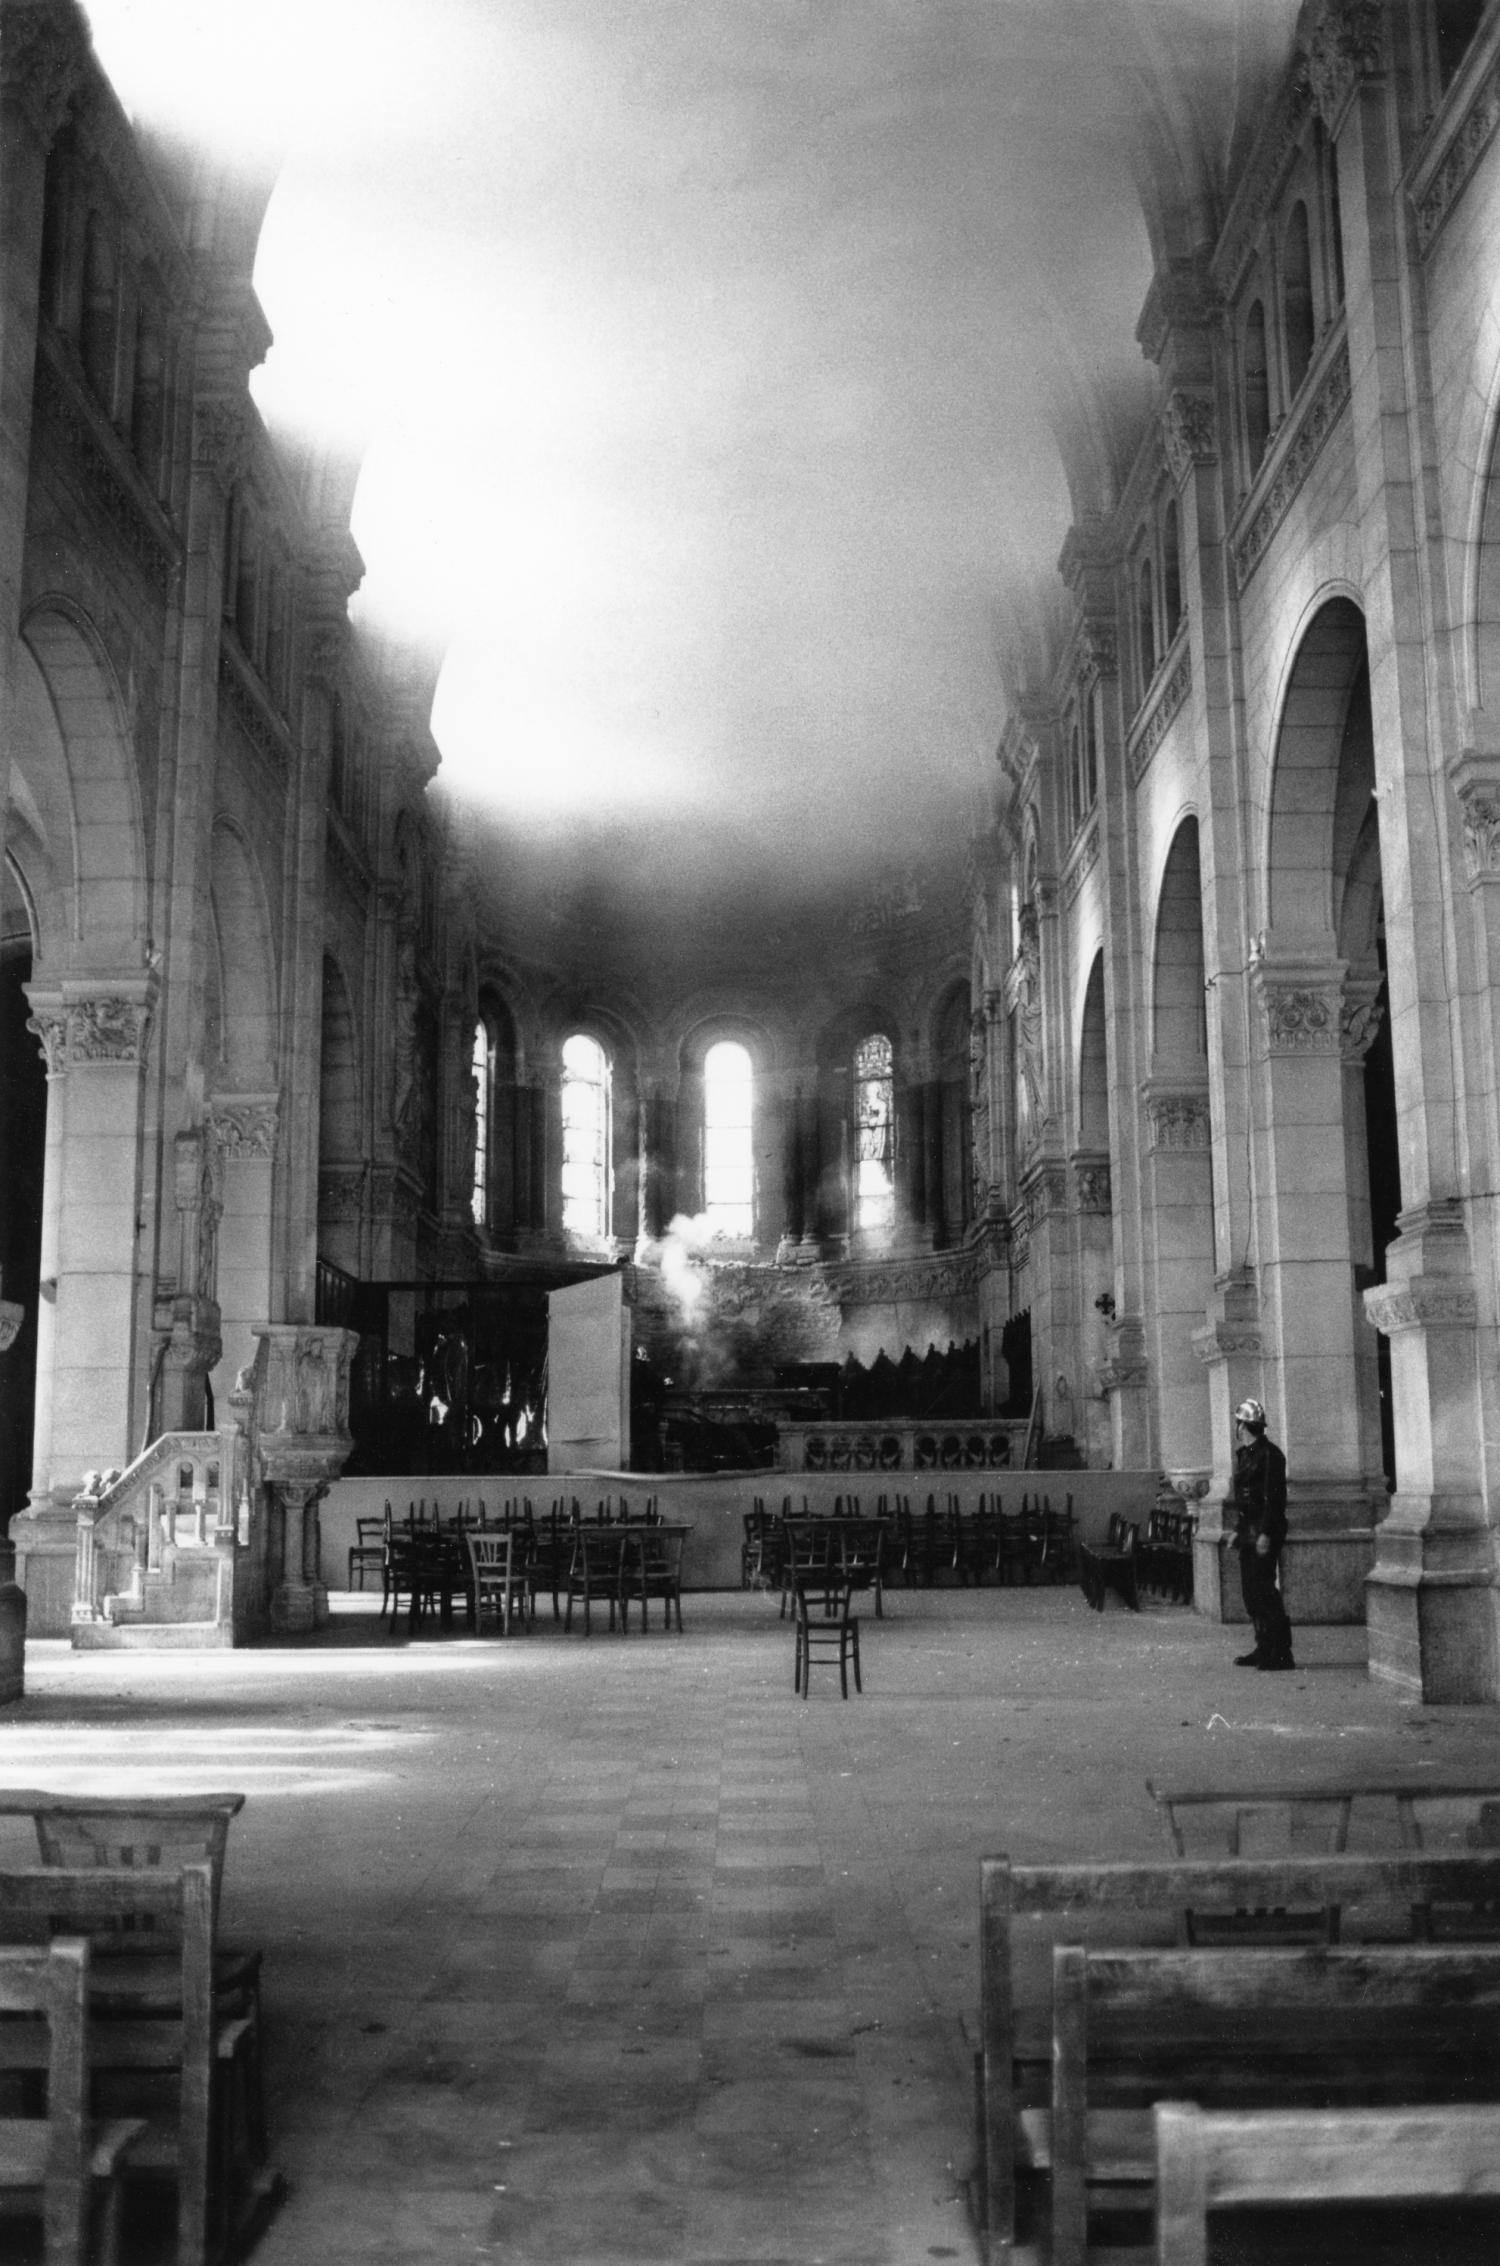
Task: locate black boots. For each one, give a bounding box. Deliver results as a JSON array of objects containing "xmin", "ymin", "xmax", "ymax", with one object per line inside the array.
[{"xmin": 1233, "ymin": 1648, "xmax": 1262, "ymax": 1666}]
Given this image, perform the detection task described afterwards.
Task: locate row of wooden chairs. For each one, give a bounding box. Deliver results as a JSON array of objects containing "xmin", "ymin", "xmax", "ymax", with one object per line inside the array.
[
  {"xmin": 745, "ymin": 1492, "xmax": 1078, "ymax": 1594},
  {"xmin": 1139, "ymin": 1502, "xmax": 1196, "ymax": 1604}
]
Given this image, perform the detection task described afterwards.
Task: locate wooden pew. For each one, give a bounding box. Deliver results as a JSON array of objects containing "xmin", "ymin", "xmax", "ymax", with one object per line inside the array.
[
  {"xmin": 1050, "ymin": 1940, "xmax": 1500, "ymax": 2266},
  {"xmin": 1153, "ymin": 2099, "xmax": 1500, "ymax": 2266},
  {"xmin": 0, "ymin": 1864, "xmax": 218, "ymax": 2266},
  {"xmin": 0, "ymin": 1937, "xmax": 144, "ymax": 2266},
  {"xmin": 977, "ymin": 1847, "xmax": 1500, "ymax": 2263}
]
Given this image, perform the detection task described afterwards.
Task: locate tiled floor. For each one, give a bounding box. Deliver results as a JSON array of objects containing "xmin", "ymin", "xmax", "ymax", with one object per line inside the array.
[{"xmin": 6, "ymin": 1584, "xmax": 1500, "ymax": 2264}]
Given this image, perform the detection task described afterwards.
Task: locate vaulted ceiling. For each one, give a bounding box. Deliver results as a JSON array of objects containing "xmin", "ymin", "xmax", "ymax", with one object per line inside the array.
[{"xmin": 88, "ymin": 0, "xmax": 1300, "ymax": 943}]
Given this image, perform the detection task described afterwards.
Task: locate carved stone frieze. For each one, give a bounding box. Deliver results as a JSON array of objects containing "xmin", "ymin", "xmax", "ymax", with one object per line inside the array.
[
  {"xmin": 252, "ymin": 1324, "xmax": 359, "ymax": 1478},
  {"xmin": 1192, "ymin": 1320, "xmax": 1264, "ymax": 1366},
  {"xmin": 1363, "ymin": 1280, "xmax": 1478, "ymax": 1335},
  {"xmin": 1129, "ymin": 645, "xmax": 1191, "ymax": 784},
  {"xmin": 1161, "ymin": 389, "xmax": 1218, "ymax": 485},
  {"xmin": 1304, "ymin": 0, "xmax": 1385, "ymax": 135},
  {"xmin": 1073, "ymin": 1162, "xmax": 1112, "ymax": 1214},
  {"xmin": 1233, "ymin": 340, "xmax": 1351, "ymax": 589},
  {"xmin": 1143, "ymin": 1088, "xmax": 1211, "ymax": 1150},
  {"xmin": 211, "ymin": 1095, "xmax": 279, "ymax": 1161},
  {"xmin": 1, "ymin": 2, "xmax": 87, "ymax": 144},
  {"xmin": 70, "ymin": 994, "xmax": 153, "ymax": 1063},
  {"xmin": 1413, "ymin": 45, "xmax": 1500, "ymax": 253}
]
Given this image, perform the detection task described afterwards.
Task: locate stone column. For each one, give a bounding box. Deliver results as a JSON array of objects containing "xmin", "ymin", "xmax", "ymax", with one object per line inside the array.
[
  {"xmin": 1019, "ymin": 1158, "xmax": 1073, "ymax": 1446},
  {"xmin": 153, "ymin": 1124, "xmax": 223, "ymax": 1432},
  {"xmin": 1190, "ymin": 1268, "xmax": 1266, "ymax": 1617},
  {"xmin": 14, "ymin": 977, "xmax": 156, "ymax": 1633},
  {"xmin": 209, "ymin": 1094, "xmax": 279, "ymax": 1398},
  {"xmin": 0, "ymin": 8, "xmax": 84, "ymax": 889},
  {"xmin": 1140, "ymin": 1079, "xmax": 1214, "ymax": 1482},
  {"xmin": 252, "ymin": 1322, "xmax": 358, "ymax": 1633},
  {"xmin": 1250, "ymin": 945, "xmax": 1376, "ymax": 1621},
  {"xmin": 1071, "ymin": 1152, "xmax": 1114, "ymax": 1465}
]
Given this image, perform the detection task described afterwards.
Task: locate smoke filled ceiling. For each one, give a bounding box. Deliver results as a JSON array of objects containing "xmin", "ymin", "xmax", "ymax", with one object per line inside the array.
[{"xmin": 86, "ymin": 0, "xmax": 1298, "ymax": 919}]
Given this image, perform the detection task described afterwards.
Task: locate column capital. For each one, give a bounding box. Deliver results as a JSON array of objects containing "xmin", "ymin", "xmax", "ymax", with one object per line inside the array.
[
  {"xmin": 25, "ymin": 975, "xmax": 157, "ymax": 1072},
  {"xmin": 1303, "ymin": 0, "xmax": 1386, "ymax": 137},
  {"xmin": 1340, "ymin": 975, "xmax": 1385, "ymax": 1063},
  {"xmin": 1140, "ymin": 1077, "xmax": 1211, "ymax": 1151},
  {"xmin": 1249, "ymin": 945, "xmax": 1348, "ymax": 1057},
  {"xmin": 1160, "ymin": 389, "xmax": 1218, "ymax": 487}
]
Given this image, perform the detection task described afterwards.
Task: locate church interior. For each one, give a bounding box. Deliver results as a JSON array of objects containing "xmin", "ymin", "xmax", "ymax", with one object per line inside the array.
[{"xmin": 5, "ymin": 0, "xmax": 1500, "ymax": 2259}]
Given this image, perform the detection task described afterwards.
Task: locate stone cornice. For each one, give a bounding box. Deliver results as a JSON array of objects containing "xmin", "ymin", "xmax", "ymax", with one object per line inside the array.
[
  {"xmin": 1128, "ymin": 633, "xmax": 1191, "ymax": 785},
  {"xmin": 1409, "ymin": 8, "xmax": 1500, "ymax": 255},
  {"xmin": 1231, "ymin": 326, "xmax": 1351, "ymax": 590}
]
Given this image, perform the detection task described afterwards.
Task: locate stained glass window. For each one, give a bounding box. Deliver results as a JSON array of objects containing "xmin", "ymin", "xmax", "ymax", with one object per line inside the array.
[{"xmin": 854, "ymin": 1033, "xmax": 895, "ymax": 1233}]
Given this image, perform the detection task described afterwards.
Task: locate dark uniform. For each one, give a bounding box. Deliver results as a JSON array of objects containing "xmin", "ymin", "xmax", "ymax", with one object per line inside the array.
[{"xmin": 1232, "ymin": 1428, "xmax": 1294, "ymax": 1669}]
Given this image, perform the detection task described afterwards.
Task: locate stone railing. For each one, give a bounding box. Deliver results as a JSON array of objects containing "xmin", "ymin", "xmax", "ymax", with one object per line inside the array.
[
  {"xmin": 776, "ymin": 1418, "xmax": 1031, "ymax": 1475},
  {"xmin": 71, "ymin": 1425, "xmax": 247, "ymax": 1646}
]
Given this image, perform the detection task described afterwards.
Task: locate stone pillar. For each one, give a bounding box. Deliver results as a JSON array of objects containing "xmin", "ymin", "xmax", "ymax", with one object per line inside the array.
[
  {"xmin": 14, "ymin": 978, "xmax": 156, "ymax": 1632},
  {"xmin": 1190, "ymin": 1268, "xmax": 1265, "ymax": 1617},
  {"xmin": 1140, "ymin": 1080, "xmax": 1214, "ymax": 1482},
  {"xmin": 1019, "ymin": 1158, "xmax": 1073, "ymax": 1445},
  {"xmin": 1251, "ymin": 945, "xmax": 1376, "ymax": 1620},
  {"xmin": 1071, "ymin": 1152, "xmax": 1114, "ymax": 1465},
  {"xmin": 251, "ymin": 1322, "xmax": 358, "ymax": 1633},
  {"xmin": 210, "ymin": 1094, "xmax": 279, "ymax": 1398}
]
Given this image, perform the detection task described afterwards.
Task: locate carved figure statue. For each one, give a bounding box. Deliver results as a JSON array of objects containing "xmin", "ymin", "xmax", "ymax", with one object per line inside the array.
[{"xmin": 1015, "ymin": 901, "xmax": 1044, "ymax": 1151}]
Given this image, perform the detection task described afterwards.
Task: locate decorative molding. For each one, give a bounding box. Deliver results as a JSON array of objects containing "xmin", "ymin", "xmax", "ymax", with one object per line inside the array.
[
  {"xmin": 1261, "ymin": 982, "xmax": 1341, "ymax": 1054},
  {"xmin": 29, "ymin": 990, "xmax": 155, "ymax": 1071},
  {"xmin": 1161, "ymin": 389, "xmax": 1218, "ymax": 485},
  {"xmin": 1411, "ymin": 25, "xmax": 1500, "ymax": 254},
  {"xmin": 1457, "ymin": 780, "xmax": 1500, "ymax": 882},
  {"xmin": 1128, "ymin": 640, "xmax": 1191, "ymax": 784},
  {"xmin": 35, "ymin": 347, "xmax": 180, "ymax": 594},
  {"xmin": 1232, "ymin": 336, "xmax": 1351, "ymax": 589},
  {"xmin": 1192, "ymin": 1320, "xmax": 1264, "ymax": 1365},
  {"xmin": 1304, "ymin": 0, "xmax": 1385, "ymax": 136},
  {"xmin": 1, "ymin": 2, "xmax": 87, "ymax": 145},
  {"xmin": 1077, "ymin": 617, "xmax": 1117, "ymax": 679},
  {"xmin": 26, "ymin": 1007, "xmax": 68, "ymax": 1076},
  {"xmin": 1363, "ymin": 1279, "xmax": 1478, "ymax": 1335},
  {"xmin": 218, "ymin": 636, "xmax": 292, "ymax": 781},
  {"xmin": 1020, "ymin": 1161, "xmax": 1070, "ymax": 1227},
  {"xmin": 1062, "ymin": 819, "xmax": 1099, "ymax": 908},
  {"xmin": 211, "ymin": 1094, "xmax": 279, "ymax": 1161},
  {"xmin": 1143, "ymin": 1087, "xmax": 1211, "ymax": 1151}
]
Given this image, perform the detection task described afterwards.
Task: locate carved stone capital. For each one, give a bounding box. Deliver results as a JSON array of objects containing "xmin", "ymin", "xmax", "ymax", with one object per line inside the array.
[
  {"xmin": 1340, "ymin": 979, "xmax": 1384, "ymax": 1063},
  {"xmin": 1161, "ymin": 389, "xmax": 1218, "ymax": 485},
  {"xmin": 27, "ymin": 986, "xmax": 155, "ymax": 1070},
  {"xmin": 1142, "ymin": 1083, "xmax": 1211, "ymax": 1151},
  {"xmin": 1072, "ymin": 1159, "xmax": 1112, "ymax": 1214},
  {"xmin": 211, "ymin": 1094, "xmax": 280, "ymax": 1161},
  {"xmin": 1078, "ymin": 617, "xmax": 1117, "ymax": 679},
  {"xmin": 1304, "ymin": 0, "xmax": 1385, "ymax": 135},
  {"xmin": 1, "ymin": 2, "xmax": 87, "ymax": 146},
  {"xmin": 1252, "ymin": 958, "xmax": 1346, "ymax": 1056},
  {"xmin": 25, "ymin": 1006, "xmax": 68, "ymax": 1076}
]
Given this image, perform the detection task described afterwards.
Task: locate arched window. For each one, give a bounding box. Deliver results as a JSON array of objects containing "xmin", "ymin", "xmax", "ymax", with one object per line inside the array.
[
  {"xmin": 703, "ymin": 1040, "xmax": 754, "ymax": 1238},
  {"xmin": 1162, "ymin": 500, "xmax": 1182, "ymax": 643},
  {"xmin": 1137, "ymin": 553, "xmax": 1156, "ymax": 690},
  {"xmin": 471, "ymin": 1021, "xmax": 492, "ymax": 1228},
  {"xmin": 1283, "ymin": 201, "xmax": 1314, "ymax": 398},
  {"xmin": 853, "ymin": 1033, "xmax": 895, "ymax": 1235},
  {"xmin": 1068, "ymin": 721, "xmax": 1083, "ymax": 834},
  {"xmin": 1243, "ymin": 298, "xmax": 1270, "ymax": 473},
  {"xmin": 1083, "ymin": 681, "xmax": 1098, "ymax": 807},
  {"xmin": 561, "ymin": 1032, "xmax": 611, "ymax": 1240}
]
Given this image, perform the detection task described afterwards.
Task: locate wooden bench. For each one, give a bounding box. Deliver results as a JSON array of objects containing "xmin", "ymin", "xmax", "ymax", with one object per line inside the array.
[
  {"xmin": 0, "ymin": 1864, "xmax": 220, "ymax": 2266},
  {"xmin": 1051, "ymin": 1940, "xmax": 1500, "ymax": 2266},
  {"xmin": 1153, "ymin": 2098, "xmax": 1500, "ymax": 2266},
  {"xmin": 977, "ymin": 1847, "xmax": 1500, "ymax": 2262},
  {"xmin": 1077, "ymin": 1514, "xmax": 1139, "ymax": 1611},
  {"xmin": 0, "ymin": 1936, "xmax": 144, "ymax": 2266}
]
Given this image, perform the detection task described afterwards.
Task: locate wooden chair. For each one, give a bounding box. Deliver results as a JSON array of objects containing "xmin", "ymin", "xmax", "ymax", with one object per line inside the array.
[
  {"xmin": 0, "ymin": 1794, "xmax": 267, "ymax": 2190},
  {"xmin": 0, "ymin": 1937, "xmax": 143, "ymax": 2266},
  {"xmin": 0, "ymin": 1864, "xmax": 220, "ymax": 2266},
  {"xmin": 1078, "ymin": 1514, "xmax": 1140, "ymax": 1611},
  {"xmin": 621, "ymin": 1526, "xmax": 687, "ymax": 1633},
  {"xmin": 564, "ymin": 1526, "xmax": 628, "ymax": 1634},
  {"xmin": 792, "ymin": 1573, "xmax": 862, "ymax": 1699},
  {"xmin": 465, "ymin": 1530, "xmax": 531, "ymax": 1635},
  {"xmin": 1153, "ymin": 2099, "xmax": 1500, "ymax": 2266},
  {"xmin": 346, "ymin": 1517, "xmax": 387, "ymax": 1595}
]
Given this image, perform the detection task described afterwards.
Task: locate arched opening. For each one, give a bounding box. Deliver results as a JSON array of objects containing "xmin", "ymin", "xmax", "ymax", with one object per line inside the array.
[
  {"xmin": 0, "ymin": 865, "xmax": 45, "ymax": 1548},
  {"xmin": 1162, "ymin": 501, "xmax": 1182, "ymax": 644},
  {"xmin": 1243, "ymin": 297, "xmax": 1270, "ymax": 473},
  {"xmin": 1147, "ymin": 818, "xmax": 1213, "ymax": 1476},
  {"xmin": 1265, "ymin": 599, "xmax": 1398, "ymax": 1520},
  {"xmin": 852, "ymin": 1032, "xmax": 895, "ymax": 1237},
  {"xmin": 1137, "ymin": 552, "xmax": 1156, "ymax": 692},
  {"xmin": 1078, "ymin": 953, "xmax": 1109, "ymax": 1153},
  {"xmin": 561, "ymin": 1031, "xmax": 612, "ymax": 1242},
  {"xmin": 1283, "ymin": 200, "xmax": 1315, "ymax": 398},
  {"xmin": 703, "ymin": 1039, "xmax": 754, "ymax": 1240}
]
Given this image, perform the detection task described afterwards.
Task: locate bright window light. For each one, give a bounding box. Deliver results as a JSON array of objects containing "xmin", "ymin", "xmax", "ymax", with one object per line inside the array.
[
  {"xmin": 561, "ymin": 1033, "xmax": 611, "ymax": 1239},
  {"xmin": 471, "ymin": 1021, "xmax": 491, "ymax": 1228},
  {"xmin": 703, "ymin": 1041, "xmax": 753, "ymax": 1239},
  {"xmin": 854, "ymin": 1033, "xmax": 895, "ymax": 1234}
]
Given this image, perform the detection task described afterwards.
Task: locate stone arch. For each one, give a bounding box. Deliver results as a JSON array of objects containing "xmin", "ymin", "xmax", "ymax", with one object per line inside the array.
[
  {"xmin": 17, "ymin": 601, "xmax": 147, "ymax": 967},
  {"xmin": 1077, "ymin": 952, "xmax": 1108, "ymax": 1153},
  {"xmin": 1265, "ymin": 595, "xmax": 1368, "ymax": 941},
  {"xmin": 1145, "ymin": 815, "xmax": 1213, "ymax": 1479},
  {"xmin": 1153, "ymin": 816, "xmax": 1208, "ymax": 1066},
  {"xmin": 209, "ymin": 820, "xmax": 278, "ymax": 1090}
]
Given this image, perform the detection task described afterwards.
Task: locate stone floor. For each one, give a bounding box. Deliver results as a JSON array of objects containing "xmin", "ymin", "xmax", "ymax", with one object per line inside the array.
[{"xmin": 5, "ymin": 1583, "xmax": 1500, "ymax": 2265}]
